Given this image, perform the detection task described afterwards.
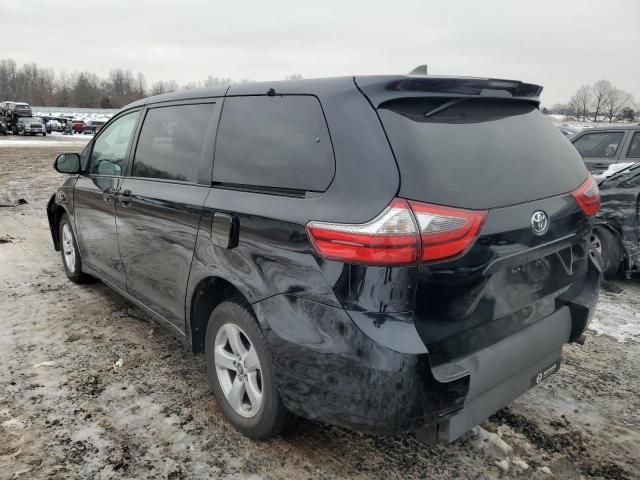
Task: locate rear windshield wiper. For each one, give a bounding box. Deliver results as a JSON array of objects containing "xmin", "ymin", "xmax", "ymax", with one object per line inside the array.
[{"xmin": 424, "ymin": 98, "xmax": 467, "ymax": 118}]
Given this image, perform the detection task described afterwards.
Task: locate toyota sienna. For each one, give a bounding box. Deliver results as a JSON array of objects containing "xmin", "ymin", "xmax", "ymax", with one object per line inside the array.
[{"xmin": 47, "ymin": 75, "xmax": 600, "ymax": 441}]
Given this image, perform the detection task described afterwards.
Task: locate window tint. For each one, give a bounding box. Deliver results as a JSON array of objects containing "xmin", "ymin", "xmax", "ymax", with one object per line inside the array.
[
  {"xmin": 572, "ymin": 131, "xmax": 625, "ymax": 158},
  {"xmin": 213, "ymin": 95, "xmax": 334, "ymax": 191},
  {"xmin": 90, "ymin": 111, "xmax": 139, "ymax": 176},
  {"xmin": 378, "ymin": 98, "xmax": 587, "ymax": 210},
  {"xmin": 132, "ymin": 103, "xmax": 216, "ymax": 184},
  {"xmin": 627, "ymin": 132, "xmax": 640, "ymax": 158}
]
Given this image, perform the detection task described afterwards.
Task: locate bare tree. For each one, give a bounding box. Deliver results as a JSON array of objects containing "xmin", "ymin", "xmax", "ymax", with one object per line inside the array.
[
  {"xmin": 285, "ymin": 73, "xmax": 303, "ymax": 80},
  {"xmin": 567, "ymin": 85, "xmax": 591, "ymax": 121},
  {"xmin": 150, "ymin": 80, "xmax": 178, "ymax": 96},
  {"xmin": 0, "ymin": 57, "xmax": 257, "ymax": 108},
  {"xmin": 604, "ymin": 88, "xmax": 633, "ymax": 123},
  {"xmin": 621, "ymin": 106, "xmax": 636, "ymax": 122},
  {"xmin": 591, "ymin": 79, "xmax": 612, "ymax": 121},
  {"xmin": 203, "ymin": 75, "xmax": 230, "ymax": 88}
]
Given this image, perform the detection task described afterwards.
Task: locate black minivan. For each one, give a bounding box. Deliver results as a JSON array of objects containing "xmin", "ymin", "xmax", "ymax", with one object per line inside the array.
[{"xmin": 47, "ymin": 75, "xmax": 600, "ymax": 442}]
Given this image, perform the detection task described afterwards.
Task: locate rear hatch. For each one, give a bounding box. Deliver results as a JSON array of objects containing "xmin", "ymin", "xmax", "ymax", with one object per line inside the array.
[{"xmin": 357, "ymin": 76, "xmax": 593, "ymax": 365}]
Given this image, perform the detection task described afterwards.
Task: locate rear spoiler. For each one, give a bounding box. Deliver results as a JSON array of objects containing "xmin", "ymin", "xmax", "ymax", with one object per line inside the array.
[{"xmin": 355, "ymin": 75, "xmax": 543, "ymax": 107}]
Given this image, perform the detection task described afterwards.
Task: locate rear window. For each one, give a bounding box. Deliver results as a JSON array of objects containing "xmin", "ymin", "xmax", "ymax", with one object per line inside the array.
[
  {"xmin": 213, "ymin": 95, "xmax": 334, "ymax": 192},
  {"xmin": 378, "ymin": 98, "xmax": 587, "ymax": 209}
]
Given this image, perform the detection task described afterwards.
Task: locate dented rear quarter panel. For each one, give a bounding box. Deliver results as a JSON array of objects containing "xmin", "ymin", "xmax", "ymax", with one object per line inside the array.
[{"xmin": 597, "ymin": 171, "xmax": 640, "ymax": 270}]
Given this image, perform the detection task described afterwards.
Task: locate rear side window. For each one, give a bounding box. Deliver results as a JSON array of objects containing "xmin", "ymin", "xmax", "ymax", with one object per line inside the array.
[
  {"xmin": 573, "ymin": 131, "xmax": 625, "ymax": 158},
  {"xmin": 132, "ymin": 103, "xmax": 217, "ymax": 184},
  {"xmin": 213, "ymin": 95, "xmax": 334, "ymax": 192},
  {"xmin": 378, "ymin": 98, "xmax": 587, "ymax": 209},
  {"xmin": 627, "ymin": 132, "xmax": 640, "ymax": 158}
]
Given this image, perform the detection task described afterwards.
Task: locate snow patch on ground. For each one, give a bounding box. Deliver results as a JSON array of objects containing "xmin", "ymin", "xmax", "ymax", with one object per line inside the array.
[
  {"xmin": 0, "ymin": 137, "xmax": 90, "ymax": 148},
  {"xmin": 591, "ymin": 286, "xmax": 640, "ymax": 342}
]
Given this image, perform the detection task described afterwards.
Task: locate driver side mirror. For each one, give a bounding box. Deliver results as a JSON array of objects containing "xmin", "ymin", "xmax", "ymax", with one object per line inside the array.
[{"xmin": 54, "ymin": 153, "xmax": 81, "ymax": 174}]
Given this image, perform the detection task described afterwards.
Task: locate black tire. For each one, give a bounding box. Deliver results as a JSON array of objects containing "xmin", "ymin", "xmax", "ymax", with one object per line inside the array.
[
  {"xmin": 592, "ymin": 226, "xmax": 623, "ymax": 280},
  {"xmin": 205, "ymin": 300, "xmax": 295, "ymax": 439},
  {"xmin": 59, "ymin": 214, "xmax": 91, "ymax": 283}
]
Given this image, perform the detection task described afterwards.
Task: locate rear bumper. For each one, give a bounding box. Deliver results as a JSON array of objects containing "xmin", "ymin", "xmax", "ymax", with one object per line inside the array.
[
  {"xmin": 434, "ymin": 306, "xmax": 570, "ymax": 441},
  {"xmin": 252, "ymin": 257, "xmax": 599, "ymax": 438}
]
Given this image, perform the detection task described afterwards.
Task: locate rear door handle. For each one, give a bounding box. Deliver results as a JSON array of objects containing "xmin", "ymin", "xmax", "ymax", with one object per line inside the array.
[
  {"xmin": 117, "ymin": 189, "xmax": 133, "ymax": 207},
  {"xmin": 102, "ymin": 187, "xmax": 116, "ymax": 205}
]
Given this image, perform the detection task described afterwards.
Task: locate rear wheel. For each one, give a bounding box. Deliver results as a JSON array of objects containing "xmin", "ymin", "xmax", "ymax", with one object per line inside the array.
[
  {"xmin": 591, "ymin": 226, "xmax": 623, "ymax": 280},
  {"xmin": 205, "ymin": 301, "xmax": 295, "ymax": 439}
]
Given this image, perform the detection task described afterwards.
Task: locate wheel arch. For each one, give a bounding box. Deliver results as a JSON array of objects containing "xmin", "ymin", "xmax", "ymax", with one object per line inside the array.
[
  {"xmin": 47, "ymin": 197, "xmax": 72, "ymax": 251},
  {"xmin": 187, "ymin": 276, "xmax": 256, "ymax": 354},
  {"xmin": 593, "ymin": 220, "xmax": 629, "ymax": 271}
]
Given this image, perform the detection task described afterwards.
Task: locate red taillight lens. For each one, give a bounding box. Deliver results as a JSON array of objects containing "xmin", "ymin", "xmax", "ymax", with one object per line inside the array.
[
  {"xmin": 306, "ymin": 198, "xmax": 487, "ymax": 265},
  {"xmin": 571, "ymin": 176, "xmax": 600, "ymax": 217},
  {"xmin": 306, "ymin": 199, "xmax": 420, "ymax": 266},
  {"xmin": 408, "ymin": 201, "xmax": 487, "ymax": 262}
]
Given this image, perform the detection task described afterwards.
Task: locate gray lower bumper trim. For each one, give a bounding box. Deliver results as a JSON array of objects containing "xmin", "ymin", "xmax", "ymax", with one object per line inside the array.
[{"xmin": 436, "ymin": 307, "xmax": 572, "ymax": 442}]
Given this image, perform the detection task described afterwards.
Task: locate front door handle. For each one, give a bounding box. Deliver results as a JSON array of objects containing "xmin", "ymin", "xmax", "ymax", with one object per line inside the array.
[
  {"xmin": 102, "ymin": 187, "xmax": 115, "ymax": 205},
  {"xmin": 117, "ymin": 189, "xmax": 133, "ymax": 207}
]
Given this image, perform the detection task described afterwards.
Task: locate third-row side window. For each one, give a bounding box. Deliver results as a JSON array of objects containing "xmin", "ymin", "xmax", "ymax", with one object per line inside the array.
[
  {"xmin": 132, "ymin": 103, "xmax": 217, "ymax": 185},
  {"xmin": 213, "ymin": 95, "xmax": 335, "ymax": 192}
]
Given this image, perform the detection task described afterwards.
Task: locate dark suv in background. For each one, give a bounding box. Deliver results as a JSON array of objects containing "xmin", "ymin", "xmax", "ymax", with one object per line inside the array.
[{"xmin": 47, "ymin": 75, "xmax": 600, "ymax": 442}]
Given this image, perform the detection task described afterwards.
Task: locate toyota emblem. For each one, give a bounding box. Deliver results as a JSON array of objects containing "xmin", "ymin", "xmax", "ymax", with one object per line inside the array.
[{"xmin": 531, "ymin": 211, "xmax": 549, "ymax": 235}]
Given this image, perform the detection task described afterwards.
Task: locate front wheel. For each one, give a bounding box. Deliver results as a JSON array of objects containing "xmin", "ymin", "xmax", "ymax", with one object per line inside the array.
[
  {"xmin": 591, "ymin": 226, "xmax": 623, "ymax": 280},
  {"xmin": 205, "ymin": 301, "xmax": 295, "ymax": 439},
  {"xmin": 59, "ymin": 214, "xmax": 90, "ymax": 283}
]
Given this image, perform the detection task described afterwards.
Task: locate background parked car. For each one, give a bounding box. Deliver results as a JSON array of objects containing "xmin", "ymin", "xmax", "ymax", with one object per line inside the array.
[
  {"xmin": 71, "ymin": 119, "xmax": 86, "ymax": 134},
  {"xmin": 83, "ymin": 120, "xmax": 106, "ymax": 134},
  {"xmin": 5, "ymin": 101, "xmax": 33, "ymax": 117},
  {"xmin": 571, "ymin": 125, "xmax": 640, "ymax": 173},
  {"xmin": 16, "ymin": 116, "xmax": 46, "ymax": 136},
  {"xmin": 556, "ymin": 125, "xmax": 581, "ymax": 138},
  {"xmin": 592, "ymin": 139, "xmax": 640, "ymax": 278}
]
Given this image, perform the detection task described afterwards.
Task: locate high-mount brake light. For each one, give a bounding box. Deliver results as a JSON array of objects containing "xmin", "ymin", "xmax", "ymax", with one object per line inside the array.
[
  {"xmin": 306, "ymin": 198, "xmax": 488, "ymax": 265},
  {"xmin": 571, "ymin": 176, "xmax": 600, "ymax": 217}
]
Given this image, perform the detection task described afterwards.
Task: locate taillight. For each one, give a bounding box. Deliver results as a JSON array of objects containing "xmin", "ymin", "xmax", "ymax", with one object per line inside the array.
[
  {"xmin": 306, "ymin": 198, "xmax": 487, "ymax": 265},
  {"xmin": 306, "ymin": 199, "xmax": 420, "ymax": 266},
  {"xmin": 408, "ymin": 201, "xmax": 487, "ymax": 262},
  {"xmin": 571, "ymin": 176, "xmax": 600, "ymax": 217}
]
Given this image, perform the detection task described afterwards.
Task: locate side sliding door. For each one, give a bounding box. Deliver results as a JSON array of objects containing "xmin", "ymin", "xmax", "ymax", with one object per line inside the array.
[{"xmin": 115, "ymin": 100, "xmax": 221, "ymax": 332}]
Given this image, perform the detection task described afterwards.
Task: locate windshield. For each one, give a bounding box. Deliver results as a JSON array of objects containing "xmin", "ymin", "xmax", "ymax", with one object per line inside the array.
[{"xmin": 378, "ymin": 98, "xmax": 588, "ymax": 209}]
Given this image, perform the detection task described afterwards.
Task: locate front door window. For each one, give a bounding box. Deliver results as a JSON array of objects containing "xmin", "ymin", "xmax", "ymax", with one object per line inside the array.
[{"xmin": 89, "ymin": 111, "xmax": 140, "ymax": 176}]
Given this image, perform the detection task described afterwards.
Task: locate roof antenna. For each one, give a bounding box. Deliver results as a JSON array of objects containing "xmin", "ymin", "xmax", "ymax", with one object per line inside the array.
[
  {"xmin": 409, "ymin": 65, "xmax": 428, "ymax": 75},
  {"xmin": 267, "ymin": 88, "xmax": 276, "ymax": 96}
]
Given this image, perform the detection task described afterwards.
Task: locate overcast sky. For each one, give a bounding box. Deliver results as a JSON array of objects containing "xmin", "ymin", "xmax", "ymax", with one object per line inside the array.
[{"xmin": 2, "ymin": 0, "xmax": 638, "ymax": 105}]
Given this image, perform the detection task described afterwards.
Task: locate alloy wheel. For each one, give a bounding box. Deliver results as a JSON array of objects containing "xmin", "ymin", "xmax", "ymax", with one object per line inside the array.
[
  {"xmin": 214, "ymin": 323, "xmax": 263, "ymax": 418},
  {"xmin": 62, "ymin": 223, "xmax": 76, "ymax": 273}
]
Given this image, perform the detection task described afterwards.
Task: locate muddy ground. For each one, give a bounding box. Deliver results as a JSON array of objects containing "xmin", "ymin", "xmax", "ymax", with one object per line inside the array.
[{"xmin": 1, "ymin": 135, "xmax": 639, "ymax": 480}]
